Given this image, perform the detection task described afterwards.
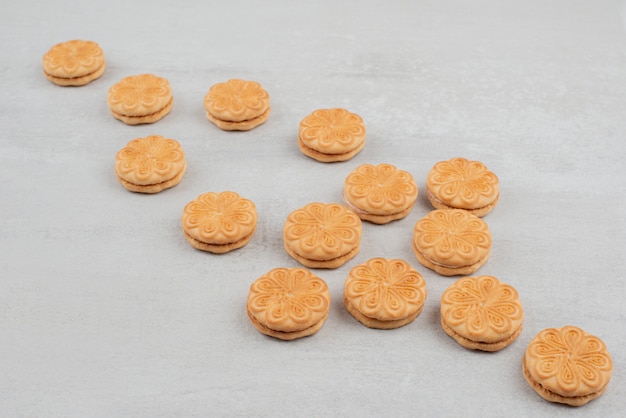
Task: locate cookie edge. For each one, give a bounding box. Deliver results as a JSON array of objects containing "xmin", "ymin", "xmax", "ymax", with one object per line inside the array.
[
  {"xmin": 440, "ymin": 314, "xmax": 522, "ymax": 352},
  {"xmin": 116, "ymin": 160, "xmax": 186, "ymax": 194}
]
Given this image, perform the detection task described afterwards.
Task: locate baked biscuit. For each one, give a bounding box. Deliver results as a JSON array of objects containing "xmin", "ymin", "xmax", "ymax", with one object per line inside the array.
[
  {"xmin": 344, "ymin": 258, "xmax": 427, "ymax": 329},
  {"xmin": 181, "ymin": 191, "xmax": 257, "ymax": 253},
  {"xmin": 426, "ymin": 157, "xmax": 499, "ymax": 217},
  {"xmin": 247, "ymin": 267, "xmax": 331, "ymax": 340},
  {"xmin": 440, "ymin": 276, "xmax": 523, "ymax": 351},
  {"xmin": 107, "ymin": 74, "xmax": 173, "ymax": 125},
  {"xmin": 343, "ymin": 163, "xmax": 418, "ymax": 224},
  {"xmin": 298, "ymin": 108, "xmax": 366, "ymax": 162},
  {"xmin": 523, "ymin": 326, "xmax": 612, "ymax": 406},
  {"xmin": 412, "ymin": 209, "xmax": 491, "ymax": 276},
  {"xmin": 115, "ymin": 135, "xmax": 186, "ymax": 193},
  {"xmin": 283, "ymin": 202, "xmax": 362, "ymax": 269},
  {"xmin": 203, "ymin": 79, "xmax": 270, "ymax": 131},
  {"xmin": 42, "ymin": 40, "xmax": 105, "ymax": 86}
]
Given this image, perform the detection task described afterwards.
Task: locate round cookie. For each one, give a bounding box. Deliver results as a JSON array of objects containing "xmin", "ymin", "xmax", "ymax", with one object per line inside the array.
[
  {"xmin": 42, "ymin": 40, "xmax": 106, "ymax": 86},
  {"xmin": 412, "ymin": 209, "xmax": 492, "ymax": 276},
  {"xmin": 523, "ymin": 326, "xmax": 612, "ymax": 406},
  {"xmin": 343, "ymin": 163, "xmax": 418, "ymax": 224},
  {"xmin": 344, "ymin": 258, "xmax": 427, "ymax": 329},
  {"xmin": 426, "ymin": 157, "xmax": 499, "ymax": 217},
  {"xmin": 440, "ymin": 276, "xmax": 523, "ymax": 351},
  {"xmin": 107, "ymin": 74, "xmax": 173, "ymax": 125},
  {"xmin": 114, "ymin": 135, "xmax": 186, "ymax": 194},
  {"xmin": 298, "ymin": 108, "xmax": 366, "ymax": 162},
  {"xmin": 283, "ymin": 202, "xmax": 362, "ymax": 269},
  {"xmin": 203, "ymin": 79, "xmax": 270, "ymax": 131},
  {"xmin": 247, "ymin": 267, "xmax": 331, "ymax": 340},
  {"xmin": 181, "ymin": 191, "xmax": 257, "ymax": 253}
]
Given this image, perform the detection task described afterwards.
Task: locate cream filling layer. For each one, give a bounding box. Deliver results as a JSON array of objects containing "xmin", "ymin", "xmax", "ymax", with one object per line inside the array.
[
  {"xmin": 342, "ymin": 191, "xmax": 406, "ymax": 217},
  {"xmin": 341, "ymin": 191, "xmax": 369, "ymax": 215},
  {"xmin": 427, "ymin": 188, "xmax": 494, "ymax": 212},
  {"xmin": 414, "ymin": 243, "xmax": 481, "ymax": 269}
]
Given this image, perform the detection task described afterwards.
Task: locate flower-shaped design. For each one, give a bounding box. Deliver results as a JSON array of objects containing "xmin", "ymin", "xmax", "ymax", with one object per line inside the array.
[
  {"xmin": 441, "ymin": 276, "xmax": 522, "ymax": 342},
  {"xmin": 182, "ymin": 192, "xmax": 257, "ymax": 243},
  {"xmin": 344, "ymin": 164, "xmax": 417, "ymax": 214},
  {"xmin": 284, "ymin": 203, "xmax": 361, "ymax": 260},
  {"xmin": 299, "ymin": 108, "xmax": 366, "ymax": 154},
  {"xmin": 107, "ymin": 74, "xmax": 172, "ymax": 116},
  {"xmin": 43, "ymin": 40, "xmax": 104, "ymax": 78},
  {"xmin": 525, "ymin": 326, "xmax": 613, "ymax": 396},
  {"xmin": 204, "ymin": 79, "xmax": 270, "ymax": 122},
  {"xmin": 413, "ymin": 209, "xmax": 491, "ymax": 266},
  {"xmin": 248, "ymin": 268, "xmax": 330, "ymax": 332},
  {"xmin": 115, "ymin": 135, "xmax": 185, "ymax": 185},
  {"xmin": 345, "ymin": 258, "xmax": 426, "ymax": 321},
  {"xmin": 427, "ymin": 157, "xmax": 499, "ymax": 209}
]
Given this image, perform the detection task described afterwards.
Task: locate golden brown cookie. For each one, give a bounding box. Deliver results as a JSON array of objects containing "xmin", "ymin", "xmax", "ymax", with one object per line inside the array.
[
  {"xmin": 344, "ymin": 258, "xmax": 427, "ymax": 329},
  {"xmin": 203, "ymin": 79, "xmax": 270, "ymax": 131},
  {"xmin": 107, "ymin": 74, "xmax": 173, "ymax": 125},
  {"xmin": 114, "ymin": 135, "xmax": 186, "ymax": 193},
  {"xmin": 440, "ymin": 276, "xmax": 523, "ymax": 351},
  {"xmin": 181, "ymin": 191, "xmax": 257, "ymax": 253},
  {"xmin": 298, "ymin": 108, "xmax": 366, "ymax": 162},
  {"xmin": 42, "ymin": 40, "xmax": 106, "ymax": 86},
  {"xmin": 247, "ymin": 267, "xmax": 331, "ymax": 340},
  {"xmin": 523, "ymin": 326, "xmax": 612, "ymax": 406},
  {"xmin": 412, "ymin": 209, "xmax": 491, "ymax": 276},
  {"xmin": 343, "ymin": 163, "xmax": 418, "ymax": 224},
  {"xmin": 283, "ymin": 202, "xmax": 362, "ymax": 269},
  {"xmin": 426, "ymin": 157, "xmax": 499, "ymax": 217}
]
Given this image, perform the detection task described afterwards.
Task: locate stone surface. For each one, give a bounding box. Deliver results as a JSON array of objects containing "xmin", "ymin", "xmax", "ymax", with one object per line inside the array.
[{"xmin": 1, "ymin": 0, "xmax": 624, "ymax": 416}]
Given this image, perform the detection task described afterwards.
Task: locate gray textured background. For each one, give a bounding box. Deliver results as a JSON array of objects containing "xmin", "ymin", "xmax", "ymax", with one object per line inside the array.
[{"xmin": 1, "ymin": 0, "xmax": 625, "ymax": 416}]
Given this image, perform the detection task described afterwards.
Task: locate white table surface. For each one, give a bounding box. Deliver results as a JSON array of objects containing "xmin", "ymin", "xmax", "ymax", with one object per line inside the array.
[{"xmin": 1, "ymin": 0, "xmax": 625, "ymax": 416}]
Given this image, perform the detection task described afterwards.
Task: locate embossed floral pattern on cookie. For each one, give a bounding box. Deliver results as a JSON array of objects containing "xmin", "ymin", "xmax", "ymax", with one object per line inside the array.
[
  {"xmin": 248, "ymin": 268, "xmax": 330, "ymax": 332},
  {"xmin": 525, "ymin": 326, "xmax": 612, "ymax": 397},
  {"xmin": 299, "ymin": 108, "xmax": 366, "ymax": 155},
  {"xmin": 204, "ymin": 79, "xmax": 270, "ymax": 122},
  {"xmin": 182, "ymin": 192, "xmax": 257, "ymax": 244},
  {"xmin": 345, "ymin": 258, "xmax": 426, "ymax": 322},
  {"xmin": 344, "ymin": 163, "xmax": 417, "ymax": 216},
  {"xmin": 115, "ymin": 135, "xmax": 185, "ymax": 186},
  {"xmin": 107, "ymin": 74, "xmax": 172, "ymax": 116},
  {"xmin": 43, "ymin": 40, "xmax": 105, "ymax": 78},
  {"xmin": 427, "ymin": 157, "xmax": 499, "ymax": 211},
  {"xmin": 441, "ymin": 276, "xmax": 523, "ymax": 343},
  {"xmin": 413, "ymin": 209, "xmax": 491, "ymax": 267},
  {"xmin": 284, "ymin": 203, "xmax": 361, "ymax": 261}
]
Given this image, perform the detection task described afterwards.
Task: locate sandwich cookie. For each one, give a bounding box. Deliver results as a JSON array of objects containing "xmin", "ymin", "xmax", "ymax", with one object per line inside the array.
[
  {"xmin": 42, "ymin": 40, "xmax": 105, "ymax": 86},
  {"xmin": 107, "ymin": 74, "xmax": 173, "ymax": 125},
  {"xmin": 283, "ymin": 202, "xmax": 362, "ymax": 269},
  {"xmin": 426, "ymin": 157, "xmax": 499, "ymax": 217},
  {"xmin": 343, "ymin": 163, "xmax": 418, "ymax": 224},
  {"xmin": 523, "ymin": 326, "xmax": 612, "ymax": 406},
  {"xmin": 182, "ymin": 191, "xmax": 257, "ymax": 253},
  {"xmin": 203, "ymin": 79, "xmax": 270, "ymax": 131},
  {"xmin": 440, "ymin": 276, "xmax": 523, "ymax": 351},
  {"xmin": 298, "ymin": 108, "xmax": 366, "ymax": 162},
  {"xmin": 247, "ymin": 267, "xmax": 331, "ymax": 340},
  {"xmin": 115, "ymin": 135, "xmax": 186, "ymax": 193},
  {"xmin": 412, "ymin": 209, "xmax": 491, "ymax": 276},
  {"xmin": 344, "ymin": 258, "xmax": 427, "ymax": 329}
]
